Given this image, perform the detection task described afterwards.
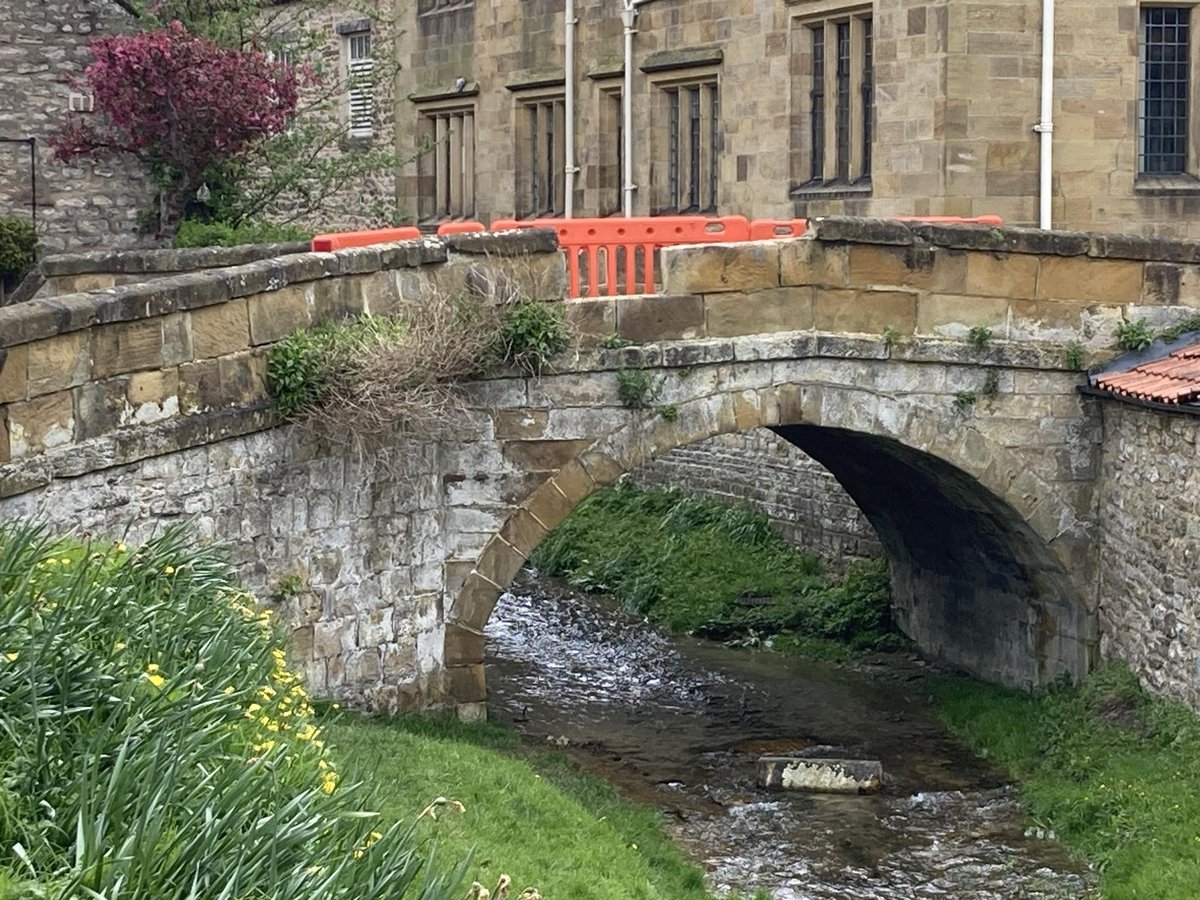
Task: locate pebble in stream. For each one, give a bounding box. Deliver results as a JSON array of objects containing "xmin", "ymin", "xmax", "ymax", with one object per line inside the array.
[{"xmin": 485, "ymin": 581, "xmax": 1095, "ymax": 899}]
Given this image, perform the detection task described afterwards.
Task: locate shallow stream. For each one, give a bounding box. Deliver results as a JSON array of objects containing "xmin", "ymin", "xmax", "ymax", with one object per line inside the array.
[{"xmin": 485, "ymin": 575, "xmax": 1094, "ymax": 899}]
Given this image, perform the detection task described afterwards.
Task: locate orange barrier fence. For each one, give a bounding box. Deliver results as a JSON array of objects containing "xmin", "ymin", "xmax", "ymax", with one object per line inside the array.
[
  {"xmin": 490, "ymin": 216, "xmax": 751, "ymax": 297},
  {"xmin": 435, "ymin": 221, "xmax": 487, "ymax": 235},
  {"xmin": 310, "ymin": 226, "xmax": 422, "ymax": 252},
  {"xmin": 313, "ymin": 214, "xmax": 1005, "ymax": 296}
]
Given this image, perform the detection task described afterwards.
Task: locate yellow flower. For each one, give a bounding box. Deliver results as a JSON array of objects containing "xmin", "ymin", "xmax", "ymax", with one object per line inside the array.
[
  {"xmin": 320, "ymin": 771, "xmax": 338, "ymax": 794},
  {"xmin": 146, "ymin": 673, "xmax": 165, "ymax": 689},
  {"xmin": 146, "ymin": 663, "xmax": 160, "ymax": 674},
  {"xmin": 60, "ymin": 558, "xmax": 71, "ymax": 565},
  {"xmin": 259, "ymin": 686, "xmax": 277, "ymax": 700},
  {"xmin": 113, "ymin": 641, "xmax": 127, "ymax": 651},
  {"xmin": 164, "ymin": 565, "xmax": 176, "ymax": 576},
  {"xmin": 222, "ymin": 686, "xmax": 235, "ymax": 695},
  {"xmin": 296, "ymin": 723, "xmax": 320, "ymax": 742},
  {"xmin": 253, "ymin": 739, "xmax": 277, "ymax": 753},
  {"xmin": 3, "ymin": 652, "xmax": 18, "ymax": 663}
]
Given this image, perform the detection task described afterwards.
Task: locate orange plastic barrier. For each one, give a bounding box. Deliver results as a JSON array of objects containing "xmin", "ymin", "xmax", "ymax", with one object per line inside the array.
[
  {"xmin": 310, "ymin": 226, "xmax": 422, "ymax": 252},
  {"xmin": 489, "ymin": 216, "xmax": 751, "ymax": 297},
  {"xmin": 749, "ymin": 219, "xmax": 808, "ymax": 240},
  {"xmin": 436, "ymin": 221, "xmax": 487, "ymax": 235}
]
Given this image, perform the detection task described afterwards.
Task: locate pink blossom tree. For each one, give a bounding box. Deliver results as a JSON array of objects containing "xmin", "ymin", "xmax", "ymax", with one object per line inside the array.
[{"xmin": 51, "ymin": 21, "xmax": 300, "ymax": 235}]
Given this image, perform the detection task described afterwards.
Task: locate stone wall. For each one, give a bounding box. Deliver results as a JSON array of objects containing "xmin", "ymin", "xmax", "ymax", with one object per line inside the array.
[
  {"xmin": 1097, "ymin": 403, "xmax": 1200, "ymax": 709},
  {"xmin": 630, "ymin": 429, "xmax": 882, "ymax": 571},
  {"xmin": 0, "ymin": 0, "xmax": 155, "ymax": 252}
]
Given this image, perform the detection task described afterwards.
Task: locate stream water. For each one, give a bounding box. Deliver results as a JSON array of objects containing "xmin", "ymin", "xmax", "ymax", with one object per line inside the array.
[{"xmin": 485, "ymin": 573, "xmax": 1095, "ymax": 899}]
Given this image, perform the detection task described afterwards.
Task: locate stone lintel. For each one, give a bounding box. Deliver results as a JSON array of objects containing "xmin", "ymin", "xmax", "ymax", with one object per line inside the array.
[{"xmin": 640, "ymin": 46, "xmax": 724, "ymax": 73}]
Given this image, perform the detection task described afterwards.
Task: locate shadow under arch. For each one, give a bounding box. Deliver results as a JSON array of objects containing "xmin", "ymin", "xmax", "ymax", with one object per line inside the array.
[
  {"xmin": 773, "ymin": 424, "xmax": 1093, "ymax": 688},
  {"xmin": 448, "ymin": 384, "xmax": 1098, "ymax": 709}
]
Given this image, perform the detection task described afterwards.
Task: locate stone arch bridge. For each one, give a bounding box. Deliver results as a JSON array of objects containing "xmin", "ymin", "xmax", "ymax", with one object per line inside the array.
[{"xmin": 3, "ymin": 218, "xmax": 1197, "ymax": 718}]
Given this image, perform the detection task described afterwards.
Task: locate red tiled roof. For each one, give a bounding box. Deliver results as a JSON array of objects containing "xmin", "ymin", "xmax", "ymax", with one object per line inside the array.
[{"xmin": 1094, "ymin": 341, "xmax": 1200, "ymax": 405}]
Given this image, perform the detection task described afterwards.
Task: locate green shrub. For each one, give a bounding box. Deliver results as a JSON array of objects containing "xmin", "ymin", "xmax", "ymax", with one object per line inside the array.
[
  {"xmin": 173, "ymin": 218, "xmax": 311, "ymax": 248},
  {"xmin": 0, "ymin": 216, "xmax": 37, "ymax": 283},
  {"xmin": 489, "ymin": 299, "xmax": 569, "ymax": 375},
  {"xmin": 1115, "ymin": 317, "xmax": 1154, "ymax": 352},
  {"xmin": 267, "ymin": 315, "xmax": 407, "ymax": 417},
  {"xmin": 616, "ymin": 367, "xmax": 658, "ymax": 409},
  {"xmin": 967, "ymin": 324, "xmax": 992, "ymax": 350},
  {"xmin": 0, "ymin": 523, "xmax": 465, "ymax": 899}
]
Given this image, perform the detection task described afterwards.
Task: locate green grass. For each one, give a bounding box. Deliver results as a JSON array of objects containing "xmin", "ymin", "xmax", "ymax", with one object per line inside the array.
[
  {"xmin": 529, "ymin": 481, "xmax": 906, "ymax": 652},
  {"xmin": 930, "ymin": 663, "xmax": 1200, "ymax": 899},
  {"xmin": 325, "ymin": 714, "xmax": 712, "ymax": 900}
]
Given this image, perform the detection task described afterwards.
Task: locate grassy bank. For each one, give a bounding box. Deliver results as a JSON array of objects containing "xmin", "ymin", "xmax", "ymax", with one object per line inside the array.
[
  {"xmin": 530, "ymin": 480, "xmax": 904, "ymax": 652},
  {"xmin": 326, "ymin": 715, "xmax": 714, "ymax": 899},
  {"xmin": 930, "ymin": 664, "xmax": 1200, "ymax": 898}
]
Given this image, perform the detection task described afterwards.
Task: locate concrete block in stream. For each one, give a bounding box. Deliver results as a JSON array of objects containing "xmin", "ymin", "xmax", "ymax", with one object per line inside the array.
[{"xmin": 756, "ymin": 757, "xmax": 883, "ymax": 794}]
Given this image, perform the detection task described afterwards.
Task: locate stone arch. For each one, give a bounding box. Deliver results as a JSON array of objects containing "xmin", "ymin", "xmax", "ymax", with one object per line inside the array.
[{"xmin": 444, "ymin": 382, "xmax": 1097, "ymax": 712}]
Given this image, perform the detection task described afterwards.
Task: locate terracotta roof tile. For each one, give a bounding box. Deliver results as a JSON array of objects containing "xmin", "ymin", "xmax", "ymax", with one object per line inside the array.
[{"xmin": 1094, "ymin": 340, "xmax": 1200, "ymax": 405}]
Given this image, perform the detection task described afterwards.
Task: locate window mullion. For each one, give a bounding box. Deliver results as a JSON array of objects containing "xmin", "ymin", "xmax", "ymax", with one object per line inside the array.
[
  {"xmin": 848, "ymin": 16, "xmax": 865, "ymax": 182},
  {"xmin": 822, "ymin": 22, "xmax": 839, "ymax": 182}
]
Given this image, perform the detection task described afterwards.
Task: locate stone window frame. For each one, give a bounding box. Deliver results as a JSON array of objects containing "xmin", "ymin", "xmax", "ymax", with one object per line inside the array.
[
  {"xmin": 646, "ymin": 66, "xmax": 721, "ymax": 216},
  {"xmin": 414, "ymin": 97, "xmax": 477, "ymax": 222},
  {"xmin": 511, "ymin": 85, "xmax": 568, "ymax": 219},
  {"xmin": 789, "ymin": 2, "xmax": 873, "ymax": 199},
  {"xmin": 596, "ymin": 80, "xmax": 624, "ymax": 216},
  {"xmin": 1135, "ymin": 3, "xmax": 1200, "ymax": 191}
]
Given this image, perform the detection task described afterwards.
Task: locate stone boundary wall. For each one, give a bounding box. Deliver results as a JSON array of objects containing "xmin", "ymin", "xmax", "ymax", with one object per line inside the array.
[
  {"xmin": 630, "ymin": 429, "xmax": 882, "ymax": 571},
  {"xmin": 10, "ymin": 241, "xmax": 314, "ymax": 304},
  {"xmin": 0, "ymin": 229, "xmax": 564, "ymax": 497},
  {"xmin": 560, "ymin": 216, "xmax": 1200, "ymax": 354},
  {"xmin": 1096, "ymin": 402, "xmax": 1200, "ymax": 709}
]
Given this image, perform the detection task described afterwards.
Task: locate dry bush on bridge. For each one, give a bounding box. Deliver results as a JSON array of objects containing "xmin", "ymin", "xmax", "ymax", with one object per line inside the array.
[{"xmin": 267, "ymin": 255, "xmax": 570, "ymax": 458}]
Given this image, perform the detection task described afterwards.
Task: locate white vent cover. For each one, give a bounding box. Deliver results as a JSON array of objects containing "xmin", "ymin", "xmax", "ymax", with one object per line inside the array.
[{"xmin": 68, "ymin": 92, "xmax": 95, "ymax": 113}]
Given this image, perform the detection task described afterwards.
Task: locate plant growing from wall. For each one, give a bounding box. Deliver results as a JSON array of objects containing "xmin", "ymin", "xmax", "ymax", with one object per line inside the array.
[
  {"xmin": 267, "ymin": 285, "xmax": 573, "ymax": 450},
  {"xmin": 616, "ymin": 367, "xmax": 660, "ymax": 409},
  {"xmin": 952, "ymin": 390, "xmax": 977, "ymax": 412},
  {"xmin": 881, "ymin": 325, "xmax": 901, "ymax": 352},
  {"xmin": 50, "ymin": 22, "xmax": 300, "ymax": 237},
  {"xmin": 1115, "ymin": 317, "xmax": 1154, "ymax": 352},
  {"xmin": 601, "ymin": 333, "xmax": 633, "ymax": 350},
  {"xmin": 488, "ymin": 300, "xmax": 569, "ymax": 376},
  {"xmin": 1063, "ymin": 342, "xmax": 1085, "ymax": 371},
  {"xmin": 173, "ymin": 219, "xmax": 311, "ymax": 248},
  {"xmin": 967, "ymin": 324, "xmax": 993, "ymax": 350}
]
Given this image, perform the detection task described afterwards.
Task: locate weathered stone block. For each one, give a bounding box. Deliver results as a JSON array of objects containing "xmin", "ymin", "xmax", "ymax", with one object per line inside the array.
[
  {"xmin": 93, "ymin": 319, "xmax": 164, "ymax": 378},
  {"xmin": 446, "ymin": 663, "xmax": 487, "ymax": 703},
  {"xmin": 247, "ymin": 286, "xmax": 311, "ymax": 345},
  {"xmin": 449, "ymin": 571, "xmax": 502, "ymax": 626},
  {"xmin": 0, "ymin": 345, "xmax": 28, "ymax": 404},
  {"xmin": 523, "ymin": 479, "xmax": 576, "ymax": 531},
  {"xmin": 474, "ymin": 535, "xmax": 525, "ymax": 588},
  {"xmin": 565, "ymin": 297, "xmax": 616, "ymax": 340},
  {"xmin": 550, "ymin": 458, "xmax": 597, "ymax": 504},
  {"xmin": 847, "ymin": 244, "xmax": 966, "ymax": 292},
  {"xmin": 616, "ymin": 293, "xmax": 705, "ymax": 342},
  {"xmin": 917, "ymin": 294, "xmax": 1011, "ymax": 338},
  {"xmin": 178, "ymin": 359, "xmax": 223, "ymax": 413},
  {"xmin": 498, "ymin": 508, "xmax": 550, "ymax": 556},
  {"xmin": 494, "ymin": 408, "xmax": 549, "ymax": 440},
  {"xmin": 705, "ymin": 287, "xmax": 814, "ymax": 337},
  {"xmin": 74, "ymin": 378, "xmax": 127, "ymax": 440},
  {"xmin": 502, "ymin": 438, "xmax": 591, "ymax": 471},
  {"xmin": 662, "ymin": 243, "xmax": 781, "ymax": 294},
  {"xmin": 1037, "ymin": 256, "xmax": 1143, "ymax": 302},
  {"xmin": 7, "ymin": 390, "xmax": 75, "ymax": 457},
  {"xmin": 965, "ymin": 251, "xmax": 1040, "ymax": 299},
  {"xmin": 443, "ymin": 622, "xmax": 486, "ymax": 666},
  {"xmin": 24, "ymin": 331, "xmax": 90, "ymax": 398},
  {"xmin": 812, "ymin": 289, "xmax": 917, "ymax": 335},
  {"xmin": 191, "ymin": 299, "xmax": 251, "ymax": 358},
  {"xmin": 1010, "ymin": 298, "xmax": 1089, "ymax": 329},
  {"xmin": 780, "ymin": 239, "xmax": 848, "ymax": 288},
  {"xmin": 128, "ymin": 369, "xmax": 179, "ymax": 410}
]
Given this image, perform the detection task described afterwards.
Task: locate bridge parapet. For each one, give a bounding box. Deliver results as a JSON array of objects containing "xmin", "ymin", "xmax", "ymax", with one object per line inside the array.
[
  {"xmin": 0, "ymin": 230, "xmax": 564, "ymax": 496},
  {"xmin": 563, "ymin": 216, "xmax": 1200, "ymax": 349}
]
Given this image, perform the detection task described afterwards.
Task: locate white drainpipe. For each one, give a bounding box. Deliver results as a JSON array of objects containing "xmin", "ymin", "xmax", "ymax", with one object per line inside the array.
[
  {"xmin": 1034, "ymin": 0, "xmax": 1055, "ymax": 229},
  {"xmin": 620, "ymin": 2, "xmax": 638, "ymax": 217},
  {"xmin": 564, "ymin": 0, "xmax": 578, "ymax": 217}
]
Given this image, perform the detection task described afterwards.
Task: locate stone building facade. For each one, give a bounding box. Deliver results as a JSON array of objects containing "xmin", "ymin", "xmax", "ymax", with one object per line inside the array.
[
  {"xmin": 0, "ymin": 0, "xmax": 155, "ymax": 253},
  {"xmin": 390, "ymin": 0, "xmax": 1200, "ymax": 238}
]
